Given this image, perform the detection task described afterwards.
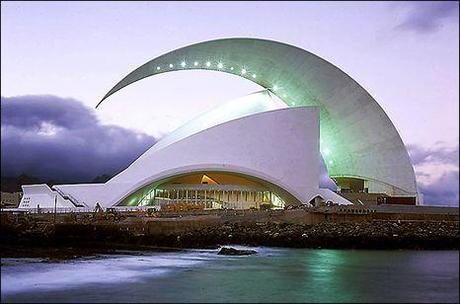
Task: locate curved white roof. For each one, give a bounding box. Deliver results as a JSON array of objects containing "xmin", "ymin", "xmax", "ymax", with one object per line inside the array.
[
  {"xmin": 57, "ymin": 107, "xmax": 326, "ymax": 207},
  {"xmin": 137, "ymin": 90, "xmax": 286, "ymax": 160},
  {"xmin": 97, "ymin": 38, "xmax": 417, "ymax": 194}
]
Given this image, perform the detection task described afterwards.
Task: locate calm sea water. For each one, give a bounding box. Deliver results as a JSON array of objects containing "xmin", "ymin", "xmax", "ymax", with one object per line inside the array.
[{"xmin": 1, "ymin": 247, "xmax": 458, "ymax": 303}]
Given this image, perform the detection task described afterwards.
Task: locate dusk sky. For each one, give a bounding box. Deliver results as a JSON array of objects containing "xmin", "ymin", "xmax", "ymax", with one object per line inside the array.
[{"xmin": 1, "ymin": 1, "xmax": 459, "ymax": 205}]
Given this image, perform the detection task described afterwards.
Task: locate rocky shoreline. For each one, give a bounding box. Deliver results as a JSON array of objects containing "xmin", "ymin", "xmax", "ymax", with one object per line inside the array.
[
  {"xmin": 148, "ymin": 220, "xmax": 460, "ymax": 250},
  {"xmin": 1, "ymin": 219, "xmax": 458, "ymax": 259}
]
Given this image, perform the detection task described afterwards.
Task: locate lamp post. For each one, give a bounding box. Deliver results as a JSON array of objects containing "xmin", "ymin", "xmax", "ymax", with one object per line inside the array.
[{"xmin": 53, "ymin": 195, "xmax": 57, "ymax": 223}]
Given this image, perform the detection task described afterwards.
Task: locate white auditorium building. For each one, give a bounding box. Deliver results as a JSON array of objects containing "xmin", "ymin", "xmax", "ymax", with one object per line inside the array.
[{"xmin": 19, "ymin": 38, "xmax": 422, "ymax": 211}]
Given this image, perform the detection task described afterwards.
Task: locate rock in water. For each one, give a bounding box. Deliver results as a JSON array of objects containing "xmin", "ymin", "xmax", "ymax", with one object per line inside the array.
[{"xmin": 218, "ymin": 247, "xmax": 257, "ymax": 256}]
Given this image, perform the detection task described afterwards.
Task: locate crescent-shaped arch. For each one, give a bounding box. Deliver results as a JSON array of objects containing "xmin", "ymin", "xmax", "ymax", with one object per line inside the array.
[{"xmin": 97, "ymin": 38, "xmax": 417, "ymax": 195}]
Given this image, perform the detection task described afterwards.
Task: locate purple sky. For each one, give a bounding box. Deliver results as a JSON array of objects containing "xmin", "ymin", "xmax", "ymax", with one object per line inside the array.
[{"xmin": 1, "ymin": 1, "xmax": 459, "ymax": 205}]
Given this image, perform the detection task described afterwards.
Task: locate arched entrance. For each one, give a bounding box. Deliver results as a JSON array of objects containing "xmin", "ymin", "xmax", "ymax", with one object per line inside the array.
[{"xmin": 117, "ymin": 171, "xmax": 301, "ymax": 210}]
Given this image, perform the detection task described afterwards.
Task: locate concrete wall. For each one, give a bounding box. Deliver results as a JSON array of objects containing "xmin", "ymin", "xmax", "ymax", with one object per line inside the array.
[{"xmin": 19, "ymin": 184, "xmax": 74, "ymax": 209}]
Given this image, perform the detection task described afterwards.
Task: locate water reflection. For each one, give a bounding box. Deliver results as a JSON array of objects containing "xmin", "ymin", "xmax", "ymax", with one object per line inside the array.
[{"xmin": 1, "ymin": 248, "xmax": 458, "ymax": 303}]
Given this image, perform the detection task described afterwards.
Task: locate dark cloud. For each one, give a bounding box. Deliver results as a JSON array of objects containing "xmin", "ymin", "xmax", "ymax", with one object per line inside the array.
[
  {"xmin": 407, "ymin": 144, "xmax": 459, "ymax": 166},
  {"xmin": 418, "ymin": 170, "xmax": 459, "ymax": 206},
  {"xmin": 407, "ymin": 144, "xmax": 459, "ymax": 206},
  {"xmin": 394, "ymin": 2, "xmax": 459, "ymax": 33},
  {"xmin": 1, "ymin": 95, "xmax": 156, "ymax": 182}
]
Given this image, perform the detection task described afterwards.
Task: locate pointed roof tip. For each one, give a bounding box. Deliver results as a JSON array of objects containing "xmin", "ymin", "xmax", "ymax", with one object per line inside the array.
[
  {"xmin": 96, "ymin": 84, "xmax": 126, "ymax": 108},
  {"xmin": 95, "ymin": 95, "xmax": 108, "ymax": 109}
]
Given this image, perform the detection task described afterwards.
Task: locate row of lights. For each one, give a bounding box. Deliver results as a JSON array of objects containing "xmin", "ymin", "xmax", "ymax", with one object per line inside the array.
[
  {"xmin": 153, "ymin": 60, "xmax": 292, "ymax": 99},
  {"xmin": 178, "ymin": 61, "xmax": 258, "ymax": 79}
]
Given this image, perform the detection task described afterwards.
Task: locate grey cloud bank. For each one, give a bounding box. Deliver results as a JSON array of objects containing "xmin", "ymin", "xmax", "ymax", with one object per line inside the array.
[
  {"xmin": 407, "ymin": 143, "xmax": 459, "ymax": 167},
  {"xmin": 407, "ymin": 144, "xmax": 459, "ymax": 206},
  {"xmin": 1, "ymin": 95, "xmax": 156, "ymax": 182},
  {"xmin": 394, "ymin": 1, "xmax": 459, "ymax": 33},
  {"xmin": 418, "ymin": 170, "xmax": 459, "ymax": 207}
]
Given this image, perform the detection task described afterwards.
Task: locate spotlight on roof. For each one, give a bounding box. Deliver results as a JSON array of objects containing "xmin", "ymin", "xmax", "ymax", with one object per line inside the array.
[
  {"xmin": 169, "ymin": 64, "xmax": 174, "ymax": 68},
  {"xmin": 252, "ymin": 74, "xmax": 257, "ymax": 78},
  {"xmin": 181, "ymin": 61, "xmax": 186, "ymax": 67},
  {"xmin": 156, "ymin": 66, "xmax": 161, "ymax": 71},
  {"xmin": 273, "ymin": 85, "xmax": 278, "ymax": 91},
  {"xmin": 241, "ymin": 68, "xmax": 247, "ymax": 75},
  {"xmin": 206, "ymin": 61, "xmax": 211, "ymax": 67},
  {"xmin": 194, "ymin": 61, "xmax": 199, "ymax": 66},
  {"xmin": 217, "ymin": 62, "xmax": 223, "ymax": 69},
  {"xmin": 230, "ymin": 67, "xmax": 234, "ymax": 70}
]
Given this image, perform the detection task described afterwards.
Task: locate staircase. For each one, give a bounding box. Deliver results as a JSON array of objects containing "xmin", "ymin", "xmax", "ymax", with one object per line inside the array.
[{"xmin": 53, "ymin": 187, "xmax": 86, "ymax": 208}]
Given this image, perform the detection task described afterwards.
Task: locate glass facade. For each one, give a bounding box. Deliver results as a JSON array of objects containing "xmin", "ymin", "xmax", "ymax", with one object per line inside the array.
[{"xmin": 120, "ymin": 173, "xmax": 287, "ymax": 210}]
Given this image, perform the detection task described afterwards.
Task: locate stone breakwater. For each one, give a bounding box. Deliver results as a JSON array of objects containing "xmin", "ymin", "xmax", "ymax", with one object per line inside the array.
[
  {"xmin": 146, "ymin": 221, "xmax": 459, "ymax": 250},
  {"xmin": 1, "ymin": 214, "xmax": 459, "ymax": 258}
]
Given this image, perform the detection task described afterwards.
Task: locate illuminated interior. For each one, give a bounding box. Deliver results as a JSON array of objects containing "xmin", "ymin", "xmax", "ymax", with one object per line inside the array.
[
  {"xmin": 119, "ymin": 172, "xmax": 290, "ymax": 210},
  {"xmin": 333, "ymin": 177, "xmax": 366, "ymax": 193}
]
